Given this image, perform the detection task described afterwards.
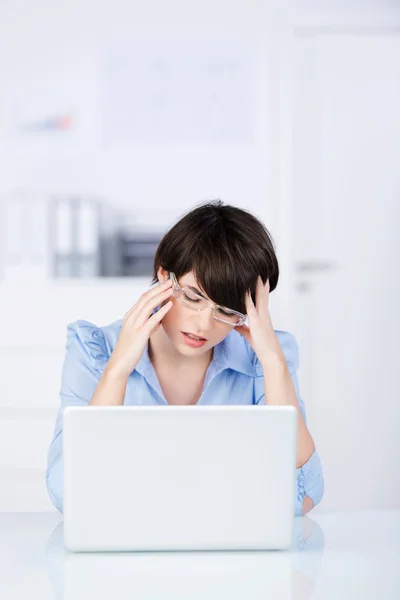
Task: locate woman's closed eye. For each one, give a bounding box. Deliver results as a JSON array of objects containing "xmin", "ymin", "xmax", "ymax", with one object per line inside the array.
[
  {"xmin": 183, "ymin": 292, "xmax": 201, "ymax": 303},
  {"xmin": 218, "ymin": 308, "xmax": 234, "ymax": 316}
]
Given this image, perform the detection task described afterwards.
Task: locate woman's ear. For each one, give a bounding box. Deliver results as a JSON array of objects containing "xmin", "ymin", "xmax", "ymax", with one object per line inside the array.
[{"xmin": 157, "ymin": 266, "xmax": 169, "ymax": 283}]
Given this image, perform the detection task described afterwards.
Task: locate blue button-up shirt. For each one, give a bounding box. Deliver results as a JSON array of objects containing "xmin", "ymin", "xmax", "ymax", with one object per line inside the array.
[{"xmin": 45, "ymin": 319, "xmax": 324, "ymax": 516}]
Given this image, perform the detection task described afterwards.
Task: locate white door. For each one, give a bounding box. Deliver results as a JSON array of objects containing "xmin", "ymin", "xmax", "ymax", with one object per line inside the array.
[{"xmin": 290, "ymin": 33, "xmax": 400, "ymax": 511}]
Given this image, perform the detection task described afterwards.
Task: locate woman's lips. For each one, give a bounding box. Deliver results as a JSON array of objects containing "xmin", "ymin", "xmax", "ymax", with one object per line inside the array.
[
  {"xmin": 183, "ymin": 331, "xmax": 207, "ymax": 340},
  {"xmin": 182, "ymin": 332, "xmax": 208, "ymax": 347}
]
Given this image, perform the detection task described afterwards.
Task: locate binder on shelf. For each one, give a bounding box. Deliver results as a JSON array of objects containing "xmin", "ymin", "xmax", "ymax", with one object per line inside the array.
[
  {"xmin": 3, "ymin": 192, "xmax": 24, "ymax": 280},
  {"xmin": 50, "ymin": 197, "xmax": 74, "ymax": 278},
  {"xmin": 76, "ymin": 198, "xmax": 100, "ymax": 277},
  {"xmin": 29, "ymin": 195, "xmax": 51, "ymax": 280},
  {"xmin": 119, "ymin": 230, "xmax": 162, "ymax": 276},
  {"xmin": 1, "ymin": 189, "xmax": 50, "ymax": 281},
  {"xmin": 50, "ymin": 196, "xmax": 101, "ymax": 278}
]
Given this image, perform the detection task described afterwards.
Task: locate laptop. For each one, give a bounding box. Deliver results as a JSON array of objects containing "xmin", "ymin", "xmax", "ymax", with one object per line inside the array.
[{"xmin": 63, "ymin": 405, "xmax": 298, "ymax": 552}]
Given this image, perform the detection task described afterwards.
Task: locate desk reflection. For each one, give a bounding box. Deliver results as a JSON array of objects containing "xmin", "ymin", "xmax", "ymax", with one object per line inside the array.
[{"xmin": 45, "ymin": 516, "xmax": 324, "ymax": 599}]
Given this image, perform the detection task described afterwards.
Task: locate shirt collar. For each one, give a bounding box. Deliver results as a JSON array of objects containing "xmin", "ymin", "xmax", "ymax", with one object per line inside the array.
[{"xmin": 220, "ymin": 329, "xmax": 257, "ymax": 376}]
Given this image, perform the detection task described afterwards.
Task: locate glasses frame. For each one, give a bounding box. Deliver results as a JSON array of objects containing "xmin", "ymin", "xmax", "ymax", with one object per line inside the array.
[{"xmin": 169, "ymin": 272, "xmax": 247, "ymax": 327}]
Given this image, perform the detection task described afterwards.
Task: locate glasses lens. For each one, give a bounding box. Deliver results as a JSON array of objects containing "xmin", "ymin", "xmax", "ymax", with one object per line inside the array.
[
  {"xmin": 215, "ymin": 307, "xmax": 242, "ymax": 325},
  {"xmin": 176, "ymin": 286, "xmax": 244, "ymax": 324},
  {"xmin": 179, "ymin": 288, "xmax": 208, "ymax": 308}
]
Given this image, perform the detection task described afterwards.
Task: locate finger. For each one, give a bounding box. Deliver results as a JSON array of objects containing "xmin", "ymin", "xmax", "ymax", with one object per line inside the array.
[
  {"xmin": 125, "ymin": 285, "xmax": 173, "ymax": 323},
  {"xmin": 245, "ymin": 289, "xmax": 257, "ymax": 314},
  {"xmin": 125, "ymin": 280, "xmax": 172, "ymax": 320},
  {"xmin": 255, "ymin": 276, "xmax": 264, "ymax": 312},
  {"xmin": 145, "ymin": 300, "xmax": 173, "ymax": 334},
  {"xmin": 260, "ymin": 278, "xmax": 271, "ymax": 318},
  {"xmin": 264, "ymin": 278, "xmax": 270, "ymax": 305},
  {"xmin": 255, "ymin": 275, "xmax": 270, "ymax": 312},
  {"xmin": 136, "ymin": 287, "xmax": 174, "ymax": 325},
  {"xmin": 234, "ymin": 323, "xmax": 251, "ymax": 342},
  {"xmin": 125, "ymin": 280, "xmax": 172, "ymax": 319}
]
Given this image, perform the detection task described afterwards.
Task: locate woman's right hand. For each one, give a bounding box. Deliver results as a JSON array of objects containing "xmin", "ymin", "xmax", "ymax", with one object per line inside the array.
[{"xmin": 105, "ymin": 279, "xmax": 174, "ymax": 378}]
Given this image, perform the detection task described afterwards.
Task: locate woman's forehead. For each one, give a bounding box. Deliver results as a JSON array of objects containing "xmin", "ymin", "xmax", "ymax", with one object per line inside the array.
[{"xmin": 179, "ymin": 270, "xmax": 197, "ymax": 285}]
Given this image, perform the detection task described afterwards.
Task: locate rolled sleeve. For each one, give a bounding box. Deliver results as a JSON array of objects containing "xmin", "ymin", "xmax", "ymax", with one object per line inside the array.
[{"xmin": 295, "ymin": 450, "xmax": 325, "ymax": 516}]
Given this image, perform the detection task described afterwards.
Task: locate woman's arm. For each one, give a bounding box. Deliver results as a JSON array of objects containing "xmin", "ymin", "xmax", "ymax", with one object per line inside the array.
[
  {"xmin": 46, "ymin": 321, "xmax": 111, "ymax": 513},
  {"xmin": 302, "ymin": 495, "xmax": 315, "ymax": 515},
  {"xmin": 264, "ymin": 363, "xmax": 324, "ymax": 516},
  {"xmin": 235, "ymin": 280, "xmax": 324, "ymax": 515},
  {"xmin": 90, "ymin": 280, "xmax": 174, "ymax": 406},
  {"xmin": 253, "ymin": 331, "xmax": 325, "ymax": 516},
  {"xmin": 261, "ymin": 359, "xmax": 316, "ymax": 468},
  {"xmin": 89, "ymin": 364, "xmax": 129, "ymax": 406}
]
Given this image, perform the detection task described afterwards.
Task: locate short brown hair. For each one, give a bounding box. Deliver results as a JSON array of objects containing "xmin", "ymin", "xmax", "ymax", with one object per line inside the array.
[{"xmin": 152, "ymin": 200, "xmax": 279, "ymax": 314}]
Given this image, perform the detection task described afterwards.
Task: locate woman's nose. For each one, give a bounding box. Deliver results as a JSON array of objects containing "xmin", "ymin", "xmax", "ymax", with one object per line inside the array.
[{"xmin": 196, "ymin": 306, "xmax": 215, "ymax": 332}]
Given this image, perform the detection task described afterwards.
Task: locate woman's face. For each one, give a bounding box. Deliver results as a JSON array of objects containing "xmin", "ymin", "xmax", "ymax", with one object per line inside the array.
[{"xmin": 157, "ymin": 269, "xmax": 233, "ymax": 356}]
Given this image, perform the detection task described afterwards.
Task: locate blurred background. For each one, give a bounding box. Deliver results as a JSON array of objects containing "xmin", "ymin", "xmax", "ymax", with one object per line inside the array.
[{"xmin": 0, "ymin": 0, "xmax": 399, "ymax": 513}]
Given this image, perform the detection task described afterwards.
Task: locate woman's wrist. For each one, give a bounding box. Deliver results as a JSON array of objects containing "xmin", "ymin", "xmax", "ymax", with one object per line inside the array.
[
  {"xmin": 103, "ymin": 359, "xmax": 132, "ymax": 382},
  {"xmin": 89, "ymin": 361, "xmax": 130, "ymax": 406}
]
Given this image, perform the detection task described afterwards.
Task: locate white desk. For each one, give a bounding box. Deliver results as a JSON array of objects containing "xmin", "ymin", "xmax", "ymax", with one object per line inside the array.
[{"xmin": 0, "ymin": 510, "xmax": 399, "ymax": 599}]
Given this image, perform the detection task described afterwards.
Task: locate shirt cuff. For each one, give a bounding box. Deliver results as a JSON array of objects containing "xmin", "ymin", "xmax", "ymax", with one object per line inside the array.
[{"xmin": 296, "ymin": 450, "xmax": 324, "ymax": 509}]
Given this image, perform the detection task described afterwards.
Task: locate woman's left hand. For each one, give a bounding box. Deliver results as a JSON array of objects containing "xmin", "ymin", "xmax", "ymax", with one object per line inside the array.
[{"xmin": 234, "ymin": 276, "xmax": 286, "ymax": 368}]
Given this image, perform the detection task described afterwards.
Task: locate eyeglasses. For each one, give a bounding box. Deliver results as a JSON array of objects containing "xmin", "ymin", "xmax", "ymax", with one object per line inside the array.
[{"xmin": 169, "ymin": 272, "xmax": 247, "ymax": 327}]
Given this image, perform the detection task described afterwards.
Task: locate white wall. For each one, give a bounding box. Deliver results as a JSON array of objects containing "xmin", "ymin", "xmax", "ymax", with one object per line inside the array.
[
  {"xmin": 287, "ymin": 31, "xmax": 400, "ymax": 512},
  {"xmin": 0, "ymin": 0, "xmax": 278, "ymax": 223}
]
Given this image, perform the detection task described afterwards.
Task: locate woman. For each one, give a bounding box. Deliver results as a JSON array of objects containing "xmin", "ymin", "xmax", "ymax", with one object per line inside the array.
[{"xmin": 45, "ymin": 200, "xmax": 324, "ymax": 516}]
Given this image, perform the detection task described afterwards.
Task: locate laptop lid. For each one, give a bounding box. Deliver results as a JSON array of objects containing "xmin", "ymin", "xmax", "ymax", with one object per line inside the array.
[{"xmin": 63, "ymin": 405, "xmax": 298, "ymax": 551}]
